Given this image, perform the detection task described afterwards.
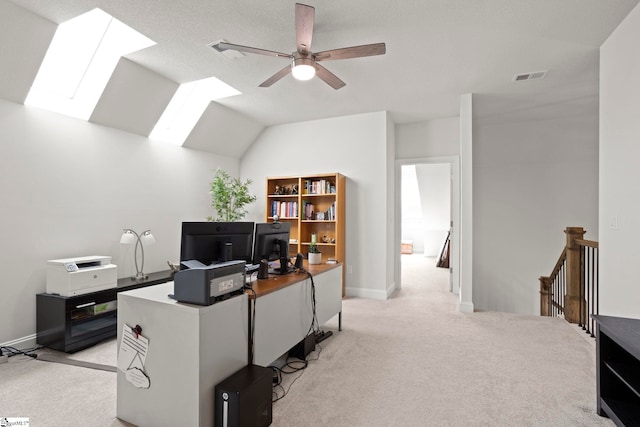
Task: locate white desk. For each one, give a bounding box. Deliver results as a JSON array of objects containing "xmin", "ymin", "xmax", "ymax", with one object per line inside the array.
[
  {"xmin": 115, "ymin": 264, "xmax": 342, "ymax": 426},
  {"xmin": 116, "ymin": 282, "xmax": 248, "ymax": 427},
  {"xmin": 251, "ymin": 264, "xmax": 342, "ymax": 366}
]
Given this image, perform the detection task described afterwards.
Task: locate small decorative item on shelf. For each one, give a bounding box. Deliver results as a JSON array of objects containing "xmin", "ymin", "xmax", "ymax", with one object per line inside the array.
[
  {"xmin": 308, "ymin": 241, "xmax": 322, "ymax": 265},
  {"xmin": 322, "ymin": 235, "xmax": 329, "ymax": 243}
]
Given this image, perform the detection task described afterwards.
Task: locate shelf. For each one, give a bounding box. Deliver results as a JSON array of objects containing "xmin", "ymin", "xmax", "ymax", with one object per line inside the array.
[
  {"xmin": 37, "ymin": 270, "xmax": 173, "ymax": 352},
  {"xmin": 594, "ymin": 315, "xmax": 640, "ymax": 427},
  {"xmin": 266, "ymin": 173, "xmax": 345, "ymax": 296},
  {"xmin": 600, "ymin": 397, "xmax": 640, "ymax": 427},
  {"xmin": 605, "ymin": 360, "xmax": 640, "ymax": 399}
]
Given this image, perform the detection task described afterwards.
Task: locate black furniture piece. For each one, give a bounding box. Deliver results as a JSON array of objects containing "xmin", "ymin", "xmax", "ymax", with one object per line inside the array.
[
  {"xmin": 593, "ymin": 315, "xmax": 640, "ymax": 427},
  {"xmin": 36, "ymin": 270, "xmax": 173, "ymax": 353},
  {"xmin": 214, "ymin": 364, "xmax": 272, "ymax": 427}
]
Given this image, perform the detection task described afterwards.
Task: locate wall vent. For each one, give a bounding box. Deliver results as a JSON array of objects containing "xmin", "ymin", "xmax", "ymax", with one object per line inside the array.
[
  {"xmin": 513, "ymin": 70, "xmax": 547, "ymax": 82},
  {"xmin": 209, "ymin": 39, "xmax": 245, "ymax": 60}
]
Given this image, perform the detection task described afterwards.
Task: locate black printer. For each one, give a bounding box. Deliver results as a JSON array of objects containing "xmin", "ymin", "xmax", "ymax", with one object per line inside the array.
[{"xmin": 172, "ymin": 260, "xmax": 245, "ymax": 305}]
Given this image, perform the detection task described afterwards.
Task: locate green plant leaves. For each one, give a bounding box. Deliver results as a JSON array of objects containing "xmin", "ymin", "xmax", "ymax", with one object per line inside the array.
[{"xmin": 208, "ymin": 168, "xmax": 257, "ymax": 222}]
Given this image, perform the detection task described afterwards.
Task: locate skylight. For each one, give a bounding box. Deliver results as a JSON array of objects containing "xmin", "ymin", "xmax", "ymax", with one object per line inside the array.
[
  {"xmin": 25, "ymin": 8, "xmax": 155, "ymax": 120},
  {"xmin": 149, "ymin": 77, "xmax": 240, "ymax": 146}
]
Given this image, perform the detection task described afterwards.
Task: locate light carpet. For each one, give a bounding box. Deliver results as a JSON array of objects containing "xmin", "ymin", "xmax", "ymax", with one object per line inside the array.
[{"xmin": 0, "ymin": 255, "xmax": 611, "ymax": 426}]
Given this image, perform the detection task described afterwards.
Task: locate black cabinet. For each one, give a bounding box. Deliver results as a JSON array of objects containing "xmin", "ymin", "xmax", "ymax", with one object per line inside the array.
[
  {"xmin": 594, "ymin": 315, "xmax": 640, "ymax": 427},
  {"xmin": 36, "ymin": 271, "xmax": 172, "ymax": 353}
]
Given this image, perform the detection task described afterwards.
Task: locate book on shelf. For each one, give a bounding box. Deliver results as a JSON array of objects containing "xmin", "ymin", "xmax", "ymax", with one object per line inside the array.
[
  {"xmin": 270, "ymin": 200, "xmax": 298, "ymax": 218},
  {"xmin": 303, "ymin": 179, "xmax": 336, "ymax": 195},
  {"xmin": 302, "ymin": 201, "xmax": 315, "ymax": 220}
]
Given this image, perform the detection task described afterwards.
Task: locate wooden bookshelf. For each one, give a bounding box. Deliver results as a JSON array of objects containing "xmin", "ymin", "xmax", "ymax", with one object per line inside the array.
[{"xmin": 266, "ymin": 173, "xmax": 346, "ymax": 295}]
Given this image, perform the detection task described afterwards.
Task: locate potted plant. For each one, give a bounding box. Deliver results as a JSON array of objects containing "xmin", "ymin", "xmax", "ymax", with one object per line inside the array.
[
  {"xmin": 308, "ymin": 241, "xmax": 322, "ymax": 264},
  {"xmin": 207, "ymin": 168, "xmax": 256, "ymax": 222}
]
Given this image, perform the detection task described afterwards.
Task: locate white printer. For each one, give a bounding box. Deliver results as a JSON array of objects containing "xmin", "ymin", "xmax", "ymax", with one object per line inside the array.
[{"xmin": 46, "ymin": 255, "xmax": 117, "ymax": 296}]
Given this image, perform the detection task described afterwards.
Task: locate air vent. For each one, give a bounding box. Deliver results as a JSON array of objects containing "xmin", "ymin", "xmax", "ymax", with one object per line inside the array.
[
  {"xmin": 513, "ymin": 70, "xmax": 547, "ymax": 82},
  {"xmin": 209, "ymin": 39, "xmax": 245, "ymax": 60}
]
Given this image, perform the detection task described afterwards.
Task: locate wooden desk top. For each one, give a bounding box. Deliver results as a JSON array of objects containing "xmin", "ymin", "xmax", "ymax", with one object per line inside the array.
[{"xmin": 247, "ymin": 261, "xmax": 342, "ymax": 298}]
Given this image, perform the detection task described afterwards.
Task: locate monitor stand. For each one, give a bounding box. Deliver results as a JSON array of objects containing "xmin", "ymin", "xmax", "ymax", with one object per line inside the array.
[{"xmin": 269, "ymin": 257, "xmax": 291, "ymax": 275}]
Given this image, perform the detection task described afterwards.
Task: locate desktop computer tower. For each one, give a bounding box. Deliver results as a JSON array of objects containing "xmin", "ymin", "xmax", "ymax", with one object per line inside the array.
[{"xmin": 215, "ymin": 364, "xmax": 272, "ymax": 427}]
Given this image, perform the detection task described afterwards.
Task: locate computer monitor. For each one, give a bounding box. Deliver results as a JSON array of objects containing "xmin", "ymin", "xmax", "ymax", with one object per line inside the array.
[
  {"xmin": 180, "ymin": 222, "xmax": 254, "ymax": 267},
  {"xmin": 252, "ymin": 222, "xmax": 291, "ymax": 271}
]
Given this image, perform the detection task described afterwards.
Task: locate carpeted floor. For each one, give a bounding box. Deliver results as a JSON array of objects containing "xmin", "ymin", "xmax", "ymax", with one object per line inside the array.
[{"xmin": 0, "ymin": 255, "xmax": 612, "ymax": 426}]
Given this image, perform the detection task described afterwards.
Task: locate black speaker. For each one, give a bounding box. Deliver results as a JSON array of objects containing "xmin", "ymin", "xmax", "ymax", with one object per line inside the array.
[
  {"xmin": 215, "ymin": 364, "xmax": 272, "ymax": 427},
  {"xmin": 257, "ymin": 260, "xmax": 269, "ymax": 279},
  {"xmin": 221, "ymin": 242, "xmax": 233, "ymax": 262},
  {"xmin": 294, "ymin": 253, "xmax": 304, "ymax": 269}
]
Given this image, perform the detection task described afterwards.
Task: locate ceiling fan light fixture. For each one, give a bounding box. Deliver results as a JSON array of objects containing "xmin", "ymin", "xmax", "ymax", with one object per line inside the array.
[{"xmin": 291, "ymin": 57, "xmax": 316, "ymax": 81}]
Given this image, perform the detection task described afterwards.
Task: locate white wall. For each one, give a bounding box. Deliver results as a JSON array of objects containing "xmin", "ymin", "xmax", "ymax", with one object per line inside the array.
[
  {"xmin": 459, "ymin": 94, "xmax": 474, "ymax": 313},
  {"xmin": 400, "ymin": 164, "xmax": 451, "ymax": 256},
  {"xmin": 0, "ymin": 99, "xmax": 239, "ymax": 345},
  {"xmin": 401, "ymin": 165, "xmax": 426, "ymax": 253},
  {"xmin": 415, "ymin": 164, "xmax": 451, "ymax": 256},
  {"xmin": 396, "ymin": 117, "xmax": 460, "ymax": 159},
  {"xmin": 472, "ymin": 99, "xmax": 599, "ymax": 315},
  {"xmin": 599, "ymin": 2, "xmax": 640, "ymax": 319},
  {"xmin": 240, "ymin": 111, "xmax": 394, "ymax": 299}
]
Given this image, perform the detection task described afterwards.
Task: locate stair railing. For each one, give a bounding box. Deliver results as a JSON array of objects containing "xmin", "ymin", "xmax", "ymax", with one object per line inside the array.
[{"xmin": 539, "ymin": 227, "xmax": 599, "ymax": 336}]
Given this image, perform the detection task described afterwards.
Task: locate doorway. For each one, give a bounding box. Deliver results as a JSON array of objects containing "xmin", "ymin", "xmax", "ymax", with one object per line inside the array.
[{"xmin": 396, "ymin": 157, "xmax": 459, "ymax": 295}]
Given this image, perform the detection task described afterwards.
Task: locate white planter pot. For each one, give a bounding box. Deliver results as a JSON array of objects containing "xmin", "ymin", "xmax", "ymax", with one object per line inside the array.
[{"xmin": 308, "ymin": 253, "xmax": 322, "ymax": 265}]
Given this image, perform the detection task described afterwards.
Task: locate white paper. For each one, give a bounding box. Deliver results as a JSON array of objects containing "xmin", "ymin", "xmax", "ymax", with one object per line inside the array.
[
  {"xmin": 125, "ymin": 367, "xmax": 151, "ymax": 388},
  {"xmin": 180, "ymin": 259, "xmax": 210, "ymax": 269},
  {"xmin": 118, "ymin": 324, "xmax": 149, "ymax": 373}
]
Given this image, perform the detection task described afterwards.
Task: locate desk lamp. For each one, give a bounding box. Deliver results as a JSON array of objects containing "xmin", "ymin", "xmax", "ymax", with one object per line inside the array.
[{"xmin": 120, "ymin": 229, "xmax": 155, "ymax": 280}]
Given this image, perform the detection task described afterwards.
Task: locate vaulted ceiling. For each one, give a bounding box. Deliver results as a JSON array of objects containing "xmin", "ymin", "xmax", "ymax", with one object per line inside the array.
[{"xmin": 2, "ymin": 0, "xmax": 639, "ymax": 156}]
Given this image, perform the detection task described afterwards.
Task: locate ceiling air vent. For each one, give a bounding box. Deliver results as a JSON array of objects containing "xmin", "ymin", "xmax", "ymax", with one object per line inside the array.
[
  {"xmin": 209, "ymin": 39, "xmax": 245, "ymax": 60},
  {"xmin": 513, "ymin": 70, "xmax": 547, "ymax": 82}
]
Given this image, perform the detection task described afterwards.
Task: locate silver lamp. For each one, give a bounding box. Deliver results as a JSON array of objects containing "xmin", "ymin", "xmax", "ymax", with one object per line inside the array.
[{"xmin": 120, "ymin": 229, "xmax": 156, "ymax": 280}]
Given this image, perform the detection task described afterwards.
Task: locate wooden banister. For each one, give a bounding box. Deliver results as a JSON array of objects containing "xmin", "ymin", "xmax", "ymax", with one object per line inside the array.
[
  {"xmin": 575, "ymin": 239, "xmax": 598, "ymax": 248},
  {"xmin": 539, "ymin": 276, "xmax": 551, "ymax": 317},
  {"xmin": 540, "ymin": 227, "xmax": 599, "ymax": 332},
  {"xmin": 564, "ymin": 227, "xmax": 586, "ymax": 323}
]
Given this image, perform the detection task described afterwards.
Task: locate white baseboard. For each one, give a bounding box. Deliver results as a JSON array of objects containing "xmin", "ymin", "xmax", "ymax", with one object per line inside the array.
[
  {"xmin": 1, "ymin": 333, "xmax": 37, "ymax": 350},
  {"xmin": 385, "ymin": 281, "xmax": 396, "ymax": 299},
  {"xmin": 345, "ymin": 286, "xmax": 388, "ymax": 300},
  {"xmin": 458, "ymin": 301, "xmax": 474, "ymax": 313}
]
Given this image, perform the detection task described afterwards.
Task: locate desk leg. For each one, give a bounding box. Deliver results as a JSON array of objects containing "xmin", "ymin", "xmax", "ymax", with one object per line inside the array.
[
  {"xmin": 339, "ymin": 311, "xmax": 342, "ymax": 331},
  {"xmin": 248, "ymin": 298, "xmax": 253, "ymax": 365}
]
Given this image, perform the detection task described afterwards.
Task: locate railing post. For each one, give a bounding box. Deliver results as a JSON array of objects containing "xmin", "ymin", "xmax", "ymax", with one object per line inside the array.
[
  {"xmin": 564, "ymin": 227, "xmax": 585, "ymax": 323},
  {"xmin": 539, "ymin": 276, "xmax": 551, "ymax": 316}
]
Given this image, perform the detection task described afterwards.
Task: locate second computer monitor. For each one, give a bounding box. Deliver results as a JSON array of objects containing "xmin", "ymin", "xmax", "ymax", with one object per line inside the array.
[{"xmin": 252, "ymin": 222, "xmax": 291, "ymax": 265}]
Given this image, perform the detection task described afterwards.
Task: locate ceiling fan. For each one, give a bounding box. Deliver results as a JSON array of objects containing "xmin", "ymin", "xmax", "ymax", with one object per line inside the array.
[{"xmin": 213, "ymin": 3, "xmax": 386, "ymax": 90}]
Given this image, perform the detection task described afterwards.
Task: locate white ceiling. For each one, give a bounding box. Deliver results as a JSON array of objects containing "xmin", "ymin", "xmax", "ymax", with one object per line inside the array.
[{"xmin": 6, "ymin": 0, "xmax": 640, "ymax": 129}]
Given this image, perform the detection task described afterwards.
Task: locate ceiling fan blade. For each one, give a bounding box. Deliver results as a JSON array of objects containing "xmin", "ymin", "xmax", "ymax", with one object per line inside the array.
[
  {"xmin": 295, "ymin": 3, "xmax": 315, "ymax": 54},
  {"xmin": 215, "ymin": 42, "xmax": 291, "ymax": 58},
  {"xmin": 259, "ymin": 64, "xmax": 292, "ymax": 87},
  {"xmin": 315, "ymin": 64, "xmax": 346, "ymax": 90},
  {"xmin": 315, "ymin": 43, "xmax": 386, "ymax": 61}
]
